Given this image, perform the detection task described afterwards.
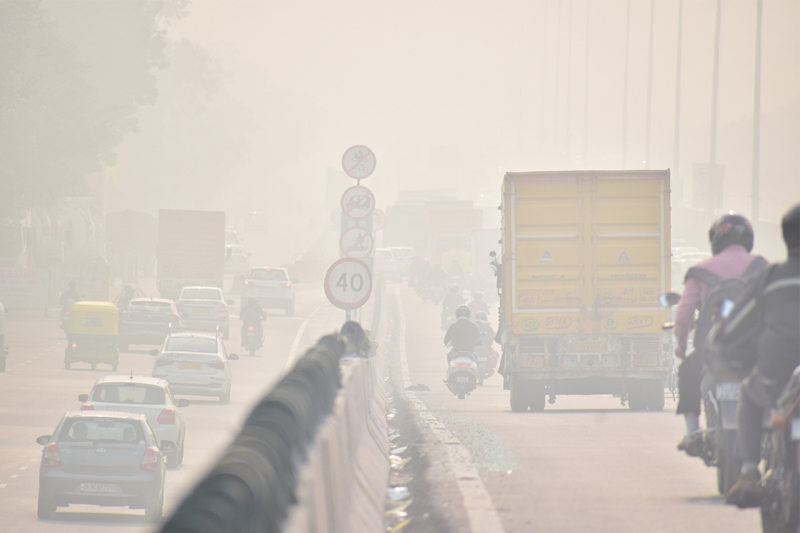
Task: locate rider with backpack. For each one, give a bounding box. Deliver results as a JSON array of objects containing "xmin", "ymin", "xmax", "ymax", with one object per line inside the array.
[
  {"xmin": 721, "ymin": 203, "xmax": 800, "ymax": 505},
  {"xmin": 674, "ymin": 214, "xmax": 768, "ymax": 452}
]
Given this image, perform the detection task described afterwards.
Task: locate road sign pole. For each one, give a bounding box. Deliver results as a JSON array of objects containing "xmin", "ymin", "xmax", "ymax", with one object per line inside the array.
[{"xmin": 346, "ymin": 309, "xmax": 351, "ymax": 322}]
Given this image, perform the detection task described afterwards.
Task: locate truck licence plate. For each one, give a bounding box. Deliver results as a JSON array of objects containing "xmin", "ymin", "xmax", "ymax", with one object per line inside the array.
[
  {"xmin": 78, "ymin": 483, "xmax": 119, "ymax": 493},
  {"xmin": 520, "ymin": 356, "xmax": 544, "ymax": 368}
]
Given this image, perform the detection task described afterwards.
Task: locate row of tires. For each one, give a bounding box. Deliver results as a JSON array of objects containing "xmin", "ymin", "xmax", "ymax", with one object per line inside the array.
[{"xmin": 509, "ymin": 378, "xmax": 667, "ymax": 412}]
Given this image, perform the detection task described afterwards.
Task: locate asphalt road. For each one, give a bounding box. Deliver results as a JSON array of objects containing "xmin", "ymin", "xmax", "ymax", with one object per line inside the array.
[
  {"xmin": 0, "ymin": 281, "xmax": 340, "ymax": 533},
  {"xmin": 394, "ymin": 285, "xmax": 761, "ymax": 533}
]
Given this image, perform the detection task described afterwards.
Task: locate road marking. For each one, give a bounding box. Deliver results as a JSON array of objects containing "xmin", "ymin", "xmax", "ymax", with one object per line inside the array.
[
  {"xmin": 9, "ymin": 474, "xmax": 18, "ymax": 479},
  {"xmin": 284, "ymin": 306, "xmax": 322, "ymax": 370},
  {"xmin": 19, "ymin": 466, "xmax": 27, "ymax": 470},
  {"xmin": 0, "ymin": 484, "xmax": 6, "ymax": 488},
  {"xmin": 393, "ymin": 287, "xmax": 506, "ymax": 533}
]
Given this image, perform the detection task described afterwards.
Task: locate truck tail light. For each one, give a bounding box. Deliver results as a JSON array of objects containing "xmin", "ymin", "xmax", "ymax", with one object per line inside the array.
[
  {"xmin": 80, "ymin": 403, "xmax": 94, "ymax": 411},
  {"xmin": 207, "ymin": 360, "xmax": 225, "ymax": 370},
  {"xmin": 140, "ymin": 446, "xmax": 159, "ymax": 471},
  {"xmin": 157, "ymin": 407, "xmax": 176, "ymax": 425},
  {"xmin": 43, "ymin": 443, "xmax": 60, "ymax": 468}
]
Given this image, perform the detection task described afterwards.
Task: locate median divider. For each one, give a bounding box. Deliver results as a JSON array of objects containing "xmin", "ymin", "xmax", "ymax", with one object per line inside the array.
[{"xmin": 159, "ymin": 316, "xmax": 389, "ymax": 533}]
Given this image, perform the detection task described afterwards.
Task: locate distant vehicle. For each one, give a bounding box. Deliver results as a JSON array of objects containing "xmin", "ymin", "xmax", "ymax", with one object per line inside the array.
[
  {"xmin": 151, "ymin": 332, "xmax": 239, "ymax": 403},
  {"xmin": 119, "ymin": 298, "xmax": 181, "ymax": 351},
  {"xmin": 36, "ymin": 411, "xmax": 172, "ymax": 521},
  {"xmin": 240, "ymin": 267, "xmax": 296, "ymax": 316},
  {"xmin": 374, "ymin": 248, "xmax": 400, "ymax": 282},
  {"xmin": 224, "ymin": 229, "xmax": 240, "ymax": 245},
  {"xmin": 389, "ymin": 246, "xmax": 414, "ymax": 276},
  {"xmin": 446, "ymin": 352, "xmax": 478, "ymax": 400},
  {"xmin": 176, "ymin": 286, "xmax": 234, "ymax": 339},
  {"xmin": 225, "ymin": 244, "xmax": 250, "ymax": 277},
  {"xmin": 78, "ymin": 376, "xmax": 189, "ymax": 468},
  {"xmin": 64, "ymin": 302, "xmax": 119, "ymax": 371},
  {"xmin": 157, "ymin": 209, "xmax": 225, "ymax": 301}
]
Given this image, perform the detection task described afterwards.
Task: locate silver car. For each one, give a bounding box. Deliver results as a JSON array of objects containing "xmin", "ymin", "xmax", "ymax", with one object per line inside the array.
[
  {"xmin": 77, "ymin": 376, "xmax": 189, "ymax": 467},
  {"xmin": 240, "ymin": 267, "xmax": 297, "ymax": 316},
  {"xmin": 177, "ymin": 286, "xmax": 234, "ymax": 339},
  {"xmin": 151, "ymin": 332, "xmax": 239, "ymax": 403}
]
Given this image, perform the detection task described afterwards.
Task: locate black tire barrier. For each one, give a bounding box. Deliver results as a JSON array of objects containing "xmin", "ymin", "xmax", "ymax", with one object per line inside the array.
[{"xmin": 160, "ymin": 329, "xmax": 352, "ymax": 533}]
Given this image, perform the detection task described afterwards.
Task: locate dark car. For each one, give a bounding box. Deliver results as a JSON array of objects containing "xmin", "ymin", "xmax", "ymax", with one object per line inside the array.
[
  {"xmin": 119, "ymin": 298, "xmax": 181, "ymax": 351},
  {"xmin": 36, "ymin": 411, "xmax": 174, "ymax": 521}
]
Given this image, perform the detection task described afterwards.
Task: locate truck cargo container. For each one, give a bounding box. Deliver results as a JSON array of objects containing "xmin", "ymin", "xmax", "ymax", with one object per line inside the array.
[{"xmin": 498, "ymin": 170, "xmax": 672, "ymax": 411}]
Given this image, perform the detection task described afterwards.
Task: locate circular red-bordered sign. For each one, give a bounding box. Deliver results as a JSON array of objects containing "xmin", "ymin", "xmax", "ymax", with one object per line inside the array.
[
  {"xmin": 371, "ymin": 208, "xmax": 386, "ymax": 232},
  {"xmin": 340, "ymin": 185, "xmax": 375, "ymax": 220},
  {"xmin": 324, "ymin": 258, "xmax": 373, "ymax": 309},
  {"xmin": 340, "ymin": 226, "xmax": 374, "ymax": 259},
  {"xmin": 341, "ymin": 145, "xmax": 376, "ymax": 180}
]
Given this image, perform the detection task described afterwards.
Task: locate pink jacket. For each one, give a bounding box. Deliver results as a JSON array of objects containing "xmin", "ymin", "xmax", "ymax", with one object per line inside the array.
[{"xmin": 674, "ymin": 245, "xmax": 761, "ymax": 356}]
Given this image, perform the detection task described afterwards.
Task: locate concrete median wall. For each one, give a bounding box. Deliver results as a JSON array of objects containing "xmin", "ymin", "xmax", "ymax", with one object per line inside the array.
[{"xmin": 160, "ymin": 317, "xmax": 389, "ymax": 533}]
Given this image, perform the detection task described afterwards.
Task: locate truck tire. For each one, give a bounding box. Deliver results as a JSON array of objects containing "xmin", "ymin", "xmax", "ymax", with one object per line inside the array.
[
  {"xmin": 528, "ymin": 385, "xmax": 546, "ymax": 412},
  {"xmin": 510, "ymin": 378, "xmax": 529, "ymax": 412},
  {"xmin": 646, "ymin": 380, "xmax": 666, "ymax": 411},
  {"xmin": 628, "ymin": 383, "xmax": 648, "ymax": 412}
]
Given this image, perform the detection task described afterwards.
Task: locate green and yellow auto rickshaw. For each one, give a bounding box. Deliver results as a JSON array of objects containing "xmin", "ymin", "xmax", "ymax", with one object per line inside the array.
[{"xmin": 64, "ymin": 302, "xmax": 119, "ymax": 371}]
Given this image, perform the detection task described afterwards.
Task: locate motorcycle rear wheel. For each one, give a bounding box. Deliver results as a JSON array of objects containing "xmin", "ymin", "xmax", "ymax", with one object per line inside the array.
[{"xmin": 717, "ymin": 428, "xmax": 741, "ymax": 495}]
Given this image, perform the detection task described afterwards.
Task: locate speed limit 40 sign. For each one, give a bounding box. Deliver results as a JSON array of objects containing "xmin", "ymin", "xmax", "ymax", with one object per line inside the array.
[{"xmin": 324, "ymin": 258, "xmax": 373, "ymax": 310}]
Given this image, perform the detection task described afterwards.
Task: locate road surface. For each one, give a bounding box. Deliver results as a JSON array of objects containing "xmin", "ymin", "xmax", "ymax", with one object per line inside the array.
[{"xmin": 389, "ymin": 284, "xmax": 759, "ymax": 532}]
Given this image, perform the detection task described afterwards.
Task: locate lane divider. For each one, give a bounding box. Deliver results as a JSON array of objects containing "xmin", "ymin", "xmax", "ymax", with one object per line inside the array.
[
  {"xmin": 284, "ymin": 306, "xmax": 322, "ymax": 370},
  {"xmin": 394, "ymin": 286, "xmax": 507, "ymax": 533}
]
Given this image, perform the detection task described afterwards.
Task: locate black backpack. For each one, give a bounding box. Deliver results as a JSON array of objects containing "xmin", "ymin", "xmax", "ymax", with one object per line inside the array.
[{"xmin": 686, "ymin": 255, "xmax": 768, "ymax": 352}]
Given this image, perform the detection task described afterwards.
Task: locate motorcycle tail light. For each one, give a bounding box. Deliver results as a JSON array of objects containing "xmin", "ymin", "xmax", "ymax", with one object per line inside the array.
[
  {"xmin": 70, "ymin": 343, "xmax": 77, "ymax": 348},
  {"xmin": 247, "ymin": 326, "xmax": 255, "ymax": 331}
]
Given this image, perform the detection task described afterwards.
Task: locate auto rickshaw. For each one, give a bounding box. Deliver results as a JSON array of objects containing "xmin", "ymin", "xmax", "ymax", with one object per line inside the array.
[{"xmin": 64, "ymin": 302, "xmax": 119, "ymax": 371}]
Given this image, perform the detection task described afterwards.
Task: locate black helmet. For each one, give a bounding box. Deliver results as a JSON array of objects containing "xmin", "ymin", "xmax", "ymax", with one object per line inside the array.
[
  {"xmin": 782, "ymin": 203, "xmax": 800, "ymax": 253},
  {"xmin": 475, "ymin": 311, "xmax": 488, "ymax": 321},
  {"xmin": 474, "ymin": 292, "xmax": 484, "ymax": 300},
  {"xmin": 450, "ymin": 285, "xmax": 459, "ymax": 293},
  {"xmin": 708, "ymin": 213, "xmax": 754, "ymax": 255},
  {"xmin": 248, "ymin": 297, "xmax": 258, "ymax": 306},
  {"xmin": 455, "ymin": 305, "xmax": 471, "ymax": 319}
]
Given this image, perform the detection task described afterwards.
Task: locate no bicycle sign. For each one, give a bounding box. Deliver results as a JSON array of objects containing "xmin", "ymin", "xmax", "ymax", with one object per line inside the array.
[{"xmin": 342, "ymin": 145, "xmax": 376, "ymax": 180}]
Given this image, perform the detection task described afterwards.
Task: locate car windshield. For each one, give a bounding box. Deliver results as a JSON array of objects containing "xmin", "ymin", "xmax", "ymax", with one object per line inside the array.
[
  {"xmin": 180, "ymin": 288, "xmax": 222, "ymax": 300},
  {"xmin": 92, "ymin": 384, "xmax": 166, "ymax": 405},
  {"xmin": 59, "ymin": 418, "xmax": 144, "ymax": 444},
  {"xmin": 164, "ymin": 336, "xmax": 218, "ymax": 353},
  {"xmin": 128, "ymin": 301, "xmax": 172, "ymax": 313},
  {"xmin": 249, "ymin": 269, "xmax": 287, "ymax": 281}
]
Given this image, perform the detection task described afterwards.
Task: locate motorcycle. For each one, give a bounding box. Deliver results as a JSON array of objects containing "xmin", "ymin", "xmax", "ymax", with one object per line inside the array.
[
  {"xmin": 446, "ymin": 351, "xmax": 478, "ymax": 400},
  {"xmin": 474, "ymin": 344, "xmax": 498, "ymax": 386},
  {"xmin": 242, "ymin": 324, "xmax": 264, "ymax": 356},
  {"xmin": 60, "ymin": 298, "xmax": 77, "ymax": 333},
  {"xmin": 760, "ymin": 367, "xmax": 800, "ymax": 533}
]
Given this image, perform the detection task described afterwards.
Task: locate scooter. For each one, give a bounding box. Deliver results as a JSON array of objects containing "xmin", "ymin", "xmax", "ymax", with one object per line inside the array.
[
  {"xmin": 242, "ymin": 324, "xmax": 264, "ymax": 356},
  {"xmin": 446, "ymin": 351, "xmax": 478, "ymax": 400},
  {"xmin": 474, "ymin": 344, "xmax": 497, "ymax": 386}
]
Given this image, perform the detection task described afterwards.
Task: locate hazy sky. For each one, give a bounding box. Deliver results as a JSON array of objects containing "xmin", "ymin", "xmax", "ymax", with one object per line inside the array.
[{"xmin": 116, "ymin": 0, "xmax": 799, "ymax": 260}]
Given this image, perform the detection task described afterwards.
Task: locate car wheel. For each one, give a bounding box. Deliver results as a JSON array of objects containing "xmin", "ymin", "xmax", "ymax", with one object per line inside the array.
[
  {"xmin": 64, "ymin": 362, "xmax": 70, "ymax": 370},
  {"xmin": 177, "ymin": 435, "xmax": 185, "ymax": 465},
  {"xmin": 166, "ymin": 449, "xmax": 178, "ymax": 468},
  {"xmin": 37, "ymin": 492, "xmax": 56, "ymax": 519},
  {"xmin": 220, "ymin": 388, "xmax": 231, "ymax": 404},
  {"xmin": 144, "ymin": 491, "xmax": 164, "ymax": 522},
  {"xmin": 285, "ymin": 301, "xmax": 295, "ymax": 317}
]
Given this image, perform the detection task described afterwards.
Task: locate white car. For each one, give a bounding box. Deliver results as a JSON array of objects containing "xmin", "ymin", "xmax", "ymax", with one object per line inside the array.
[
  {"xmin": 151, "ymin": 332, "xmax": 239, "ymax": 403},
  {"xmin": 240, "ymin": 267, "xmax": 296, "ymax": 316},
  {"xmin": 77, "ymin": 376, "xmax": 189, "ymax": 467},
  {"xmin": 177, "ymin": 286, "xmax": 234, "ymax": 339}
]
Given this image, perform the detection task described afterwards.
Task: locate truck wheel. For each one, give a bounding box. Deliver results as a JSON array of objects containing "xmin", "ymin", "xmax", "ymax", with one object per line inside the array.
[
  {"xmin": 528, "ymin": 385, "xmax": 546, "ymax": 412},
  {"xmin": 510, "ymin": 379, "xmax": 529, "ymax": 412},
  {"xmin": 646, "ymin": 380, "xmax": 665, "ymax": 411},
  {"xmin": 628, "ymin": 384, "xmax": 648, "ymax": 411}
]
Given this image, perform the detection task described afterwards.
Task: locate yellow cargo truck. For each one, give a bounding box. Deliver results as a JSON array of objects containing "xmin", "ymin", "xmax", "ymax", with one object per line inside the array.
[{"xmin": 498, "ymin": 170, "xmax": 672, "ymax": 411}]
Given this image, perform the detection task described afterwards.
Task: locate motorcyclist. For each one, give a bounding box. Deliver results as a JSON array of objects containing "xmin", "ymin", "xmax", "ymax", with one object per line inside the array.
[
  {"xmin": 468, "ymin": 292, "xmax": 490, "ymax": 317},
  {"xmin": 60, "ymin": 282, "xmax": 80, "ymax": 306},
  {"xmin": 447, "ymin": 259, "xmax": 465, "ymax": 283},
  {"xmin": 441, "ymin": 285, "xmax": 464, "ymax": 329},
  {"xmin": 239, "ymin": 297, "xmax": 266, "ymax": 344},
  {"xmin": 117, "ymin": 284, "xmax": 135, "ymax": 311},
  {"xmin": 475, "ymin": 311, "xmax": 495, "ymax": 348},
  {"xmin": 443, "ymin": 305, "xmax": 480, "ymax": 363},
  {"xmin": 674, "ymin": 213, "xmax": 766, "ymax": 452},
  {"xmin": 724, "ymin": 203, "xmax": 800, "ymax": 505}
]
